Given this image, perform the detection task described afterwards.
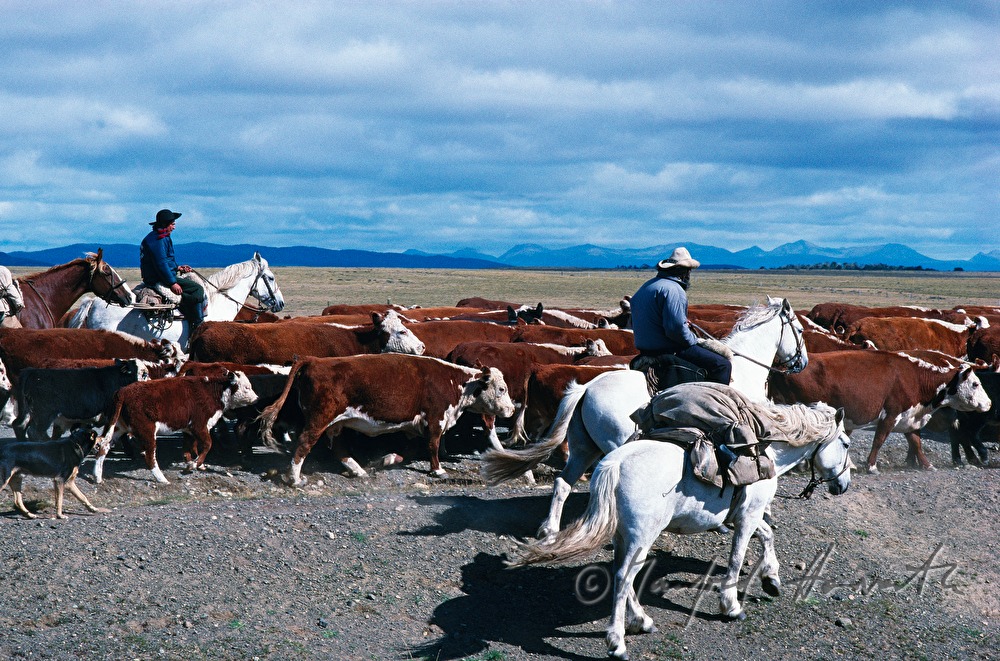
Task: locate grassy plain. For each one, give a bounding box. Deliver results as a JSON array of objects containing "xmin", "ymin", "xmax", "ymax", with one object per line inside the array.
[{"xmin": 12, "ymin": 265, "xmax": 1000, "ymax": 318}]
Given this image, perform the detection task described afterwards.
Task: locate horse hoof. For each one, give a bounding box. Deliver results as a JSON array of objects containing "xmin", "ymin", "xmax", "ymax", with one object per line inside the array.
[
  {"xmin": 761, "ymin": 576, "xmax": 781, "ymax": 597},
  {"xmin": 866, "ymin": 464, "xmax": 880, "ymax": 475},
  {"xmin": 723, "ymin": 610, "xmax": 747, "ymax": 622},
  {"xmin": 429, "ymin": 468, "xmax": 447, "ymax": 478}
]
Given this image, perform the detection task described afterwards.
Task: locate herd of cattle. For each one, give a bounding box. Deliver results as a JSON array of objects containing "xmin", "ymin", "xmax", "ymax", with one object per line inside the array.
[{"xmin": 0, "ymin": 294, "xmax": 999, "ymax": 498}]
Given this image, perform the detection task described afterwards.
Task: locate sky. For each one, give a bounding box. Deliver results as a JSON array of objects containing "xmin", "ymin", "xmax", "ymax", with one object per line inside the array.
[{"xmin": 0, "ymin": 1, "xmax": 997, "ymax": 260}]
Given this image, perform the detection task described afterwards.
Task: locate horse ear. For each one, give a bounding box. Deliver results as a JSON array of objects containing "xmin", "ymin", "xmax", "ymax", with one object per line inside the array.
[
  {"xmin": 254, "ymin": 251, "xmax": 262, "ymax": 262},
  {"xmin": 95, "ymin": 247, "xmax": 104, "ymax": 262},
  {"xmin": 835, "ymin": 407, "xmax": 846, "ymax": 425}
]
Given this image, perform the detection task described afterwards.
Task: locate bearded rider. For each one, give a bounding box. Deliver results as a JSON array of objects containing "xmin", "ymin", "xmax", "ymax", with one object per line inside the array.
[{"xmin": 629, "ymin": 246, "xmax": 733, "ymax": 386}]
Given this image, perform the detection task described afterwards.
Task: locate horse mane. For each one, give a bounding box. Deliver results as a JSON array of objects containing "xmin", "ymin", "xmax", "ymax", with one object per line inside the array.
[
  {"xmin": 755, "ymin": 399, "xmax": 840, "ymax": 447},
  {"xmin": 730, "ymin": 298, "xmax": 781, "ymax": 334},
  {"xmin": 200, "ymin": 259, "xmax": 259, "ymax": 293}
]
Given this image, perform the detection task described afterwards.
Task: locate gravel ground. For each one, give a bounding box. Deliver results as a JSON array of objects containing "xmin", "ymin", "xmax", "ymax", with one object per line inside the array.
[{"xmin": 1, "ymin": 424, "xmax": 998, "ymax": 661}]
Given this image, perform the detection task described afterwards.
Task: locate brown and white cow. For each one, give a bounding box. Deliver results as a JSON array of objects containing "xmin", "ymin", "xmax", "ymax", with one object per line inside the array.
[
  {"xmin": 188, "ymin": 310, "xmax": 425, "ymax": 364},
  {"xmin": 968, "ymin": 325, "xmax": 1000, "ymax": 364},
  {"xmin": 768, "ymin": 350, "xmax": 991, "ymax": 473},
  {"xmin": 258, "ymin": 354, "xmax": 516, "ymax": 484},
  {"xmin": 94, "ymin": 371, "xmax": 257, "ymax": 484},
  {"xmin": 401, "ymin": 319, "xmax": 518, "ymax": 359},
  {"xmin": 516, "ymin": 363, "xmax": 622, "ymax": 446},
  {"xmin": 808, "ymin": 302, "xmax": 971, "ymax": 335},
  {"xmin": 845, "ymin": 316, "xmax": 975, "ymax": 357},
  {"xmin": 511, "ymin": 325, "xmax": 635, "ymax": 356},
  {"xmin": 0, "ymin": 328, "xmax": 182, "ymax": 380}
]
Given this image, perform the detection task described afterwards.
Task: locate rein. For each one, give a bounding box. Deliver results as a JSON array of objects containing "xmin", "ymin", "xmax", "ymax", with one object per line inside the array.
[
  {"xmin": 690, "ymin": 310, "xmax": 806, "ymax": 375},
  {"xmin": 90, "ymin": 263, "xmax": 131, "ymax": 307},
  {"xmin": 775, "ymin": 439, "xmax": 852, "ymax": 500},
  {"xmin": 187, "ymin": 265, "xmax": 279, "ymax": 315}
]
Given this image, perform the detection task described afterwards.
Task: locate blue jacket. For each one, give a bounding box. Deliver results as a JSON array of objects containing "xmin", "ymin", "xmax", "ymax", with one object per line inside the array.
[
  {"xmin": 630, "ymin": 274, "xmax": 698, "ymax": 353},
  {"xmin": 140, "ymin": 230, "xmax": 178, "ymax": 286}
]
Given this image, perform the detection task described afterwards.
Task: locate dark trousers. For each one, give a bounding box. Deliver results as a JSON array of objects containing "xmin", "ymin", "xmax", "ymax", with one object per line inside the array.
[
  {"xmin": 675, "ymin": 344, "xmax": 733, "ymax": 385},
  {"xmin": 177, "ymin": 279, "xmax": 207, "ymax": 327}
]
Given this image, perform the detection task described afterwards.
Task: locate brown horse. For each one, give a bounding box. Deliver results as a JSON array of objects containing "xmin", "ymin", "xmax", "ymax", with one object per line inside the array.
[{"xmin": 15, "ymin": 249, "xmax": 134, "ymax": 329}]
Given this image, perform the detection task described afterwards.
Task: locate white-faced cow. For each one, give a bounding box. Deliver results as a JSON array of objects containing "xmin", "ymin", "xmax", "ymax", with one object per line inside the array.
[
  {"xmin": 94, "ymin": 371, "xmax": 257, "ymax": 484},
  {"xmin": 769, "ymin": 350, "xmax": 991, "ymax": 473},
  {"xmin": 188, "ymin": 310, "xmax": 425, "ymax": 364},
  {"xmin": 258, "ymin": 354, "xmax": 515, "ymax": 484}
]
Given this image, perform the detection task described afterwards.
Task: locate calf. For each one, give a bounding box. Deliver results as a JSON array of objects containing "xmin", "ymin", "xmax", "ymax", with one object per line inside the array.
[
  {"xmin": 94, "ymin": 371, "xmax": 257, "ymax": 484},
  {"xmin": 259, "ymin": 354, "xmax": 515, "ymax": 484},
  {"xmin": 968, "ymin": 326, "xmax": 1000, "ymax": 363},
  {"xmin": 13, "ymin": 359, "xmax": 150, "ymax": 440},
  {"xmin": 769, "ymin": 350, "xmax": 991, "ymax": 473}
]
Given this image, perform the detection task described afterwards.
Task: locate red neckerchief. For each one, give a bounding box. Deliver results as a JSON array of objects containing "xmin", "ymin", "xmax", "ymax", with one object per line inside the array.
[{"xmin": 156, "ymin": 227, "xmax": 172, "ymax": 239}]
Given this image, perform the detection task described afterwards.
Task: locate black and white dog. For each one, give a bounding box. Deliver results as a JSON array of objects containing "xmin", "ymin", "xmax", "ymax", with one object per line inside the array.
[{"xmin": 0, "ymin": 428, "xmax": 109, "ymax": 519}]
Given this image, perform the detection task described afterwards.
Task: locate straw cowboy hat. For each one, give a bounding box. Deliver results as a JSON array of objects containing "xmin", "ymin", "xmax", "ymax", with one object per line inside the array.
[{"xmin": 657, "ymin": 247, "xmax": 700, "ymax": 270}]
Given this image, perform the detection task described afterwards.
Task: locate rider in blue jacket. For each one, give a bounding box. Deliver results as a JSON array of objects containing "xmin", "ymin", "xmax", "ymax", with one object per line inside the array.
[
  {"xmin": 630, "ymin": 247, "xmax": 732, "ymax": 385},
  {"xmin": 140, "ymin": 209, "xmax": 206, "ymax": 337}
]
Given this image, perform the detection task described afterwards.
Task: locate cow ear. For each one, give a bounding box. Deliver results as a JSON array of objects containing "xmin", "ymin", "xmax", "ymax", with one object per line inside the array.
[
  {"xmin": 506, "ymin": 306, "xmax": 517, "ymax": 322},
  {"xmin": 371, "ymin": 312, "xmax": 384, "ymax": 325},
  {"xmin": 535, "ymin": 302, "xmax": 544, "ymax": 315},
  {"xmin": 597, "ymin": 317, "xmax": 609, "ymax": 328}
]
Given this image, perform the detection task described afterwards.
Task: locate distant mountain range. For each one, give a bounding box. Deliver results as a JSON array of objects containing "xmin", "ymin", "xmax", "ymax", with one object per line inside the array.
[{"xmin": 2, "ymin": 240, "xmax": 998, "ymax": 271}]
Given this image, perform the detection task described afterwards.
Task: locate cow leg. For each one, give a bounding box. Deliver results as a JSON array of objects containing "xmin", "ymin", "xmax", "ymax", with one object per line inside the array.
[
  {"xmin": 866, "ymin": 421, "xmax": 895, "ymax": 474},
  {"xmin": 131, "ymin": 424, "xmax": 168, "ymax": 484},
  {"xmin": 427, "ymin": 428, "xmax": 446, "ymax": 478},
  {"xmin": 288, "ymin": 421, "xmax": 330, "ymax": 486},
  {"xmin": 192, "ymin": 425, "xmax": 215, "ymax": 468},
  {"xmin": 904, "ymin": 431, "xmax": 934, "ymax": 470},
  {"xmin": 327, "ymin": 434, "xmax": 368, "ymax": 478}
]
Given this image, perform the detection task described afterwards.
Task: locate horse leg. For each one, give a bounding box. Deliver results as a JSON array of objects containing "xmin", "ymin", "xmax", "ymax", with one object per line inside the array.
[
  {"xmin": 903, "ymin": 431, "xmax": 934, "ymax": 470},
  {"xmin": 607, "ymin": 533, "xmax": 657, "ymax": 660},
  {"xmin": 537, "ymin": 442, "xmax": 603, "ymax": 539},
  {"xmin": 754, "ymin": 520, "xmax": 781, "ymax": 597},
  {"xmin": 720, "ymin": 511, "xmax": 766, "ymax": 620}
]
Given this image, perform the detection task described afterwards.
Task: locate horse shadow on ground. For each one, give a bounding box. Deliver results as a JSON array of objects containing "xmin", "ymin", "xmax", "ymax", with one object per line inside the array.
[
  {"xmin": 400, "ymin": 491, "xmax": 591, "ymax": 539},
  {"xmin": 409, "ymin": 550, "xmax": 732, "ymax": 660}
]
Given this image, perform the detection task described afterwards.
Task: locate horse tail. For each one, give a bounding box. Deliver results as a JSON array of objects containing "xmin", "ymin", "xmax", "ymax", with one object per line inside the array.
[
  {"xmin": 507, "ymin": 456, "xmax": 621, "ymax": 567},
  {"xmin": 479, "ymin": 379, "xmax": 589, "ymax": 485},
  {"xmin": 258, "ymin": 357, "xmax": 305, "ymax": 451},
  {"xmin": 66, "ymin": 299, "xmax": 94, "ymax": 328}
]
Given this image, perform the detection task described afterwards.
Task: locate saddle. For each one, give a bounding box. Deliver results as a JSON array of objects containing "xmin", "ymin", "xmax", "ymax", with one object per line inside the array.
[
  {"xmin": 629, "ymin": 353, "xmax": 707, "ymax": 397},
  {"xmin": 132, "ymin": 283, "xmax": 182, "ymax": 329}
]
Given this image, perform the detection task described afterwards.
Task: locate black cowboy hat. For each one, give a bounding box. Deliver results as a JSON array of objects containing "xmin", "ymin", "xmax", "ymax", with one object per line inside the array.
[{"xmin": 150, "ymin": 209, "xmax": 182, "ymax": 227}]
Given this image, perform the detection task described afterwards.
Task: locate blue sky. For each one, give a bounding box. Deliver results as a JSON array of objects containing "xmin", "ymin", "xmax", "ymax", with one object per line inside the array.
[{"xmin": 1, "ymin": 1, "xmax": 997, "ymax": 259}]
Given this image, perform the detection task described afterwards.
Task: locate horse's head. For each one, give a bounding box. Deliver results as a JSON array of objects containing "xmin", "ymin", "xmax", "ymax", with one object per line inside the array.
[
  {"xmin": 771, "ymin": 296, "xmax": 808, "ymax": 374},
  {"xmin": 88, "ymin": 249, "xmax": 135, "ymax": 307},
  {"xmin": 249, "ymin": 252, "xmax": 285, "ymax": 313},
  {"xmin": 806, "ymin": 406, "xmax": 853, "ymax": 496}
]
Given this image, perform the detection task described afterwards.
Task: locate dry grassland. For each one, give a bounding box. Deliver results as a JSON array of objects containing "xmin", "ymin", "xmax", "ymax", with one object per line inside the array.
[{"xmin": 12, "ymin": 265, "xmax": 999, "ymax": 319}]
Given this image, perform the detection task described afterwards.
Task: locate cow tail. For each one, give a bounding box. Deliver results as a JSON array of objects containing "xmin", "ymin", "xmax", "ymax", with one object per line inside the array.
[
  {"xmin": 258, "ymin": 359, "xmax": 305, "ymax": 450},
  {"xmin": 66, "ymin": 298, "xmax": 94, "ymax": 328},
  {"xmin": 506, "ymin": 457, "xmax": 620, "ymax": 567},
  {"xmin": 479, "ymin": 380, "xmax": 588, "ymax": 485}
]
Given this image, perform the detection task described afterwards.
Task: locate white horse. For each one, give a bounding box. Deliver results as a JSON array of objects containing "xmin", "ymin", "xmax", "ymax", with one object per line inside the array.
[
  {"xmin": 67, "ymin": 252, "xmax": 285, "ymax": 346},
  {"xmin": 482, "ymin": 297, "xmax": 809, "ymax": 539},
  {"xmin": 508, "ymin": 397, "xmax": 852, "ymax": 659}
]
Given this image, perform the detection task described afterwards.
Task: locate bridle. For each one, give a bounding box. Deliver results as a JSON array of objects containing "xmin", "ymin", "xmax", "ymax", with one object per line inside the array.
[
  {"xmin": 188, "ymin": 262, "xmax": 282, "ymax": 315},
  {"xmin": 794, "ymin": 435, "xmax": 852, "ymax": 500},
  {"xmin": 691, "ymin": 304, "xmax": 807, "ymax": 375},
  {"xmin": 90, "ymin": 262, "xmax": 132, "ymax": 307}
]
